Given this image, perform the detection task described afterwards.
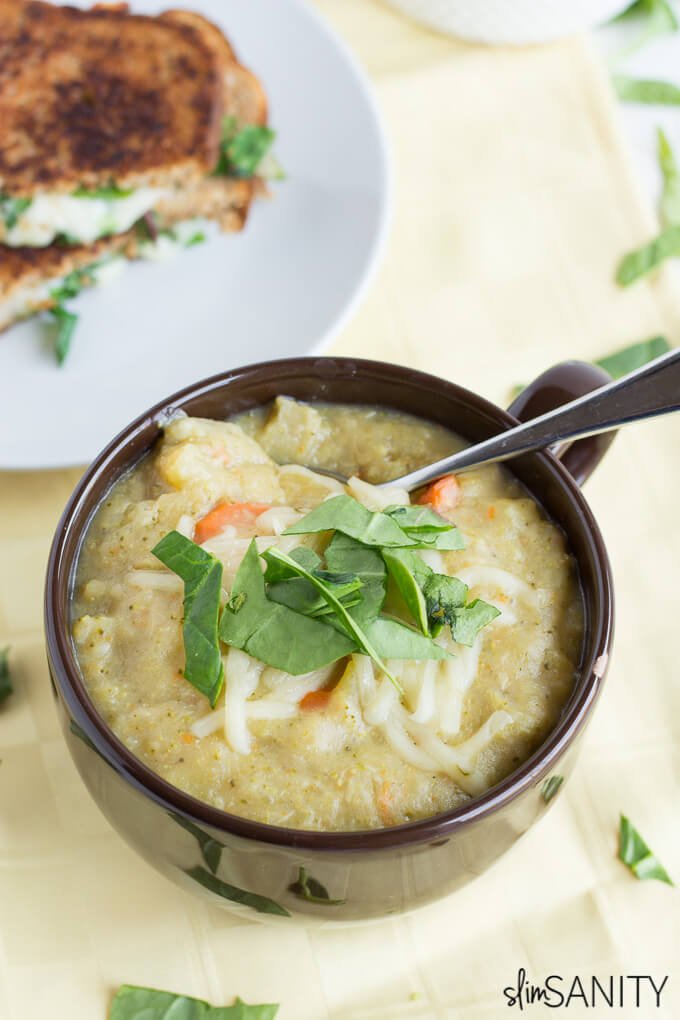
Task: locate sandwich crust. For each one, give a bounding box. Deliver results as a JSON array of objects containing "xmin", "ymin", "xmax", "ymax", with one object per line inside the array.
[{"xmin": 0, "ymin": 0, "xmax": 227, "ymax": 195}]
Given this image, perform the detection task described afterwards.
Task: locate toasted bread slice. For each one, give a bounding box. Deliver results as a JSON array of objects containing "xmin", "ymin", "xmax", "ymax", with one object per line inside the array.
[{"xmin": 0, "ymin": 1, "xmax": 226, "ymax": 196}]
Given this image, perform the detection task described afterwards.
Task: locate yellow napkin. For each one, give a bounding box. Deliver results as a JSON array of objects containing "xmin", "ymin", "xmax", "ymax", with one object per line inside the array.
[{"xmin": 1, "ymin": 2, "xmax": 678, "ymax": 1017}]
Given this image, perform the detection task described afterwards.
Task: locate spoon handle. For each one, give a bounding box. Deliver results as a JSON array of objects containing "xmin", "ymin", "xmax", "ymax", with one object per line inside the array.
[{"xmin": 390, "ymin": 347, "xmax": 680, "ymax": 490}]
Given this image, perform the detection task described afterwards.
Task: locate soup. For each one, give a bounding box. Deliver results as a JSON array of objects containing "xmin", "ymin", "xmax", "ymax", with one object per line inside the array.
[{"xmin": 72, "ymin": 398, "xmax": 583, "ymax": 830}]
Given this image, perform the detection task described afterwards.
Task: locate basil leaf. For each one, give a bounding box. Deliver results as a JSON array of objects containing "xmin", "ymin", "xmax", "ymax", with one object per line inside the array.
[
  {"xmin": 613, "ymin": 74, "xmax": 680, "ymax": 105},
  {"xmin": 449, "ymin": 599, "xmax": 501, "ymax": 647},
  {"xmin": 383, "ymin": 505, "xmax": 452, "ymax": 531},
  {"xmin": 185, "ymin": 231, "xmax": 206, "ymax": 246},
  {"xmin": 261, "ymin": 546, "xmax": 403, "ymax": 692},
  {"xmin": 289, "ymin": 866, "xmax": 345, "ymax": 906},
  {"xmin": 169, "ymin": 812, "xmax": 223, "ymax": 874},
  {"xmin": 0, "ymin": 647, "xmax": 12, "ymax": 704},
  {"xmin": 262, "ymin": 546, "xmax": 321, "ymax": 583},
  {"xmin": 362, "ymin": 617, "xmax": 450, "ymax": 661},
  {"xmin": 657, "ymin": 128, "xmax": 680, "ymax": 226},
  {"xmin": 405, "ymin": 527, "xmax": 465, "ymax": 551},
  {"xmin": 152, "ymin": 532, "xmax": 224, "ymax": 706},
  {"xmin": 219, "ymin": 541, "xmax": 356, "ymax": 673},
  {"xmin": 49, "ymin": 305, "xmax": 79, "ymax": 365},
  {"xmin": 596, "ymin": 336, "xmax": 670, "ymax": 377},
  {"xmin": 541, "ymin": 775, "xmax": 564, "ymax": 803},
  {"xmin": 73, "ymin": 184, "xmax": 134, "ymax": 199},
  {"xmin": 610, "ymin": 0, "xmax": 677, "ymax": 61},
  {"xmin": 284, "ymin": 494, "xmax": 419, "ymax": 547},
  {"xmin": 110, "ymin": 984, "xmax": 279, "ymax": 1019},
  {"xmin": 214, "ymin": 118, "xmax": 276, "ymax": 178},
  {"xmin": 0, "ymin": 193, "xmax": 31, "ymax": 228},
  {"xmin": 421, "ymin": 572, "xmax": 468, "ymax": 636},
  {"xmin": 616, "ymin": 224, "xmax": 680, "ymax": 284},
  {"xmin": 382, "ymin": 549, "xmax": 430, "ymax": 634},
  {"xmin": 185, "ymin": 865, "xmax": 291, "ymax": 917},
  {"xmin": 618, "ymin": 814, "xmax": 674, "ymax": 885},
  {"xmin": 324, "ymin": 532, "xmax": 386, "ymax": 623}
]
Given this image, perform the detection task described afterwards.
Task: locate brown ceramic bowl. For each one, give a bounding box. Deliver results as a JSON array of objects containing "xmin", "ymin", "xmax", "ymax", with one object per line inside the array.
[{"xmin": 45, "ymin": 357, "xmax": 614, "ymax": 922}]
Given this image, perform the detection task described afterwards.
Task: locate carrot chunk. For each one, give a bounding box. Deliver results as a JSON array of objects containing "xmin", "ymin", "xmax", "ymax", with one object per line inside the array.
[
  {"xmin": 180, "ymin": 731, "xmax": 196, "ymax": 744},
  {"xmin": 299, "ymin": 689, "xmax": 333, "ymax": 712},
  {"xmin": 194, "ymin": 502, "xmax": 270, "ymax": 543},
  {"xmin": 417, "ymin": 474, "xmax": 461, "ymax": 514}
]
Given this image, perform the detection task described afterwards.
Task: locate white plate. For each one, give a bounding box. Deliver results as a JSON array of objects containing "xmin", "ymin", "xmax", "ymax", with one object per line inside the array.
[{"xmin": 0, "ymin": 0, "xmax": 390, "ymax": 469}]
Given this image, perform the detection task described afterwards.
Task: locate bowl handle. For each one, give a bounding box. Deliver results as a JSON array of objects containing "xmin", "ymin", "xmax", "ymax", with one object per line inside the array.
[{"xmin": 507, "ymin": 360, "xmax": 615, "ymax": 487}]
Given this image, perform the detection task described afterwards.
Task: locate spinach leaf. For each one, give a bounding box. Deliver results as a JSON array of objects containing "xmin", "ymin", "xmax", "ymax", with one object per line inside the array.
[
  {"xmin": 260, "ymin": 547, "xmax": 402, "ymax": 691},
  {"xmin": 613, "ymin": 74, "xmax": 680, "ymax": 105},
  {"xmin": 657, "ymin": 128, "xmax": 680, "ymax": 226},
  {"xmin": 262, "ymin": 546, "xmax": 321, "ymax": 583},
  {"xmin": 541, "ymin": 775, "xmax": 564, "ymax": 803},
  {"xmin": 284, "ymin": 494, "xmax": 418, "ymax": 547},
  {"xmin": 421, "ymin": 572, "xmax": 468, "ymax": 636},
  {"xmin": 214, "ymin": 118, "xmax": 276, "ymax": 178},
  {"xmin": 616, "ymin": 224, "xmax": 680, "ymax": 284},
  {"xmin": 405, "ymin": 527, "xmax": 465, "ymax": 551},
  {"xmin": 382, "ymin": 549, "xmax": 430, "ymax": 634},
  {"xmin": 383, "ymin": 505, "xmax": 452, "ymax": 531},
  {"xmin": 185, "ymin": 865, "xmax": 291, "ymax": 916},
  {"xmin": 618, "ymin": 814, "xmax": 674, "ymax": 885},
  {"xmin": 325, "ymin": 532, "xmax": 386, "ymax": 623},
  {"xmin": 0, "ymin": 647, "xmax": 12, "ymax": 704},
  {"xmin": 169, "ymin": 812, "xmax": 223, "ymax": 874},
  {"xmin": 49, "ymin": 306, "xmax": 79, "ymax": 365},
  {"xmin": 0, "ymin": 193, "xmax": 31, "ymax": 228},
  {"xmin": 152, "ymin": 531, "xmax": 225, "ymax": 706},
  {"xmin": 289, "ymin": 866, "xmax": 345, "ymax": 905},
  {"xmin": 110, "ymin": 985, "xmax": 279, "ymax": 1019},
  {"xmin": 267, "ymin": 577, "xmax": 361, "ymax": 618},
  {"xmin": 363, "ymin": 618, "xmax": 450, "ymax": 661},
  {"xmin": 73, "ymin": 184, "xmax": 134, "ymax": 199},
  {"xmin": 219, "ymin": 541, "xmax": 356, "ymax": 673},
  {"xmin": 596, "ymin": 336, "xmax": 670, "ymax": 377},
  {"xmin": 449, "ymin": 599, "xmax": 501, "ymax": 647}
]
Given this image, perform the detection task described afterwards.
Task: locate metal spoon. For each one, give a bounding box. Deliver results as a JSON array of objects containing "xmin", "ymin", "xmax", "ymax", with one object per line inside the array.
[{"xmin": 307, "ymin": 347, "xmax": 680, "ymax": 491}]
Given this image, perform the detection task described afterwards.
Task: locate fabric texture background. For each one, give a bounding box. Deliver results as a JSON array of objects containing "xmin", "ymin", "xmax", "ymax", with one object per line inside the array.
[{"xmin": 1, "ymin": 2, "xmax": 678, "ymax": 1017}]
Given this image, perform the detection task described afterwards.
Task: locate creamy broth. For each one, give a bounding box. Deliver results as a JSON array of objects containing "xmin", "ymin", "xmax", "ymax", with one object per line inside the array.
[{"xmin": 72, "ymin": 399, "xmax": 583, "ymax": 830}]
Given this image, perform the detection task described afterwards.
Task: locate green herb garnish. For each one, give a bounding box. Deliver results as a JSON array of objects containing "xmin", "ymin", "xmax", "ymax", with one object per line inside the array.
[
  {"xmin": 657, "ymin": 128, "xmax": 680, "ymax": 226},
  {"xmin": 214, "ymin": 118, "xmax": 276, "ymax": 178},
  {"xmin": 73, "ymin": 184, "xmax": 134, "ymax": 199},
  {"xmin": 0, "ymin": 193, "xmax": 32, "ymax": 229},
  {"xmin": 618, "ymin": 814, "xmax": 674, "ymax": 885},
  {"xmin": 382, "ymin": 548, "xmax": 499, "ymax": 646},
  {"xmin": 610, "ymin": 0, "xmax": 678, "ymax": 61},
  {"xmin": 283, "ymin": 494, "xmax": 464, "ymax": 551},
  {"xmin": 170, "ymin": 812, "xmax": 223, "ymax": 874},
  {"xmin": 185, "ymin": 231, "xmax": 206, "ymax": 246},
  {"xmin": 541, "ymin": 775, "xmax": 564, "ymax": 803},
  {"xmin": 613, "ymin": 74, "xmax": 680, "ymax": 104},
  {"xmin": 110, "ymin": 985, "xmax": 279, "ymax": 1019},
  {"xmin": 49, "ymin": 306, "xmax": 79, "ymax": 365},
  {"xmin": 597, "ymin": 336, "xmax": 670, "ymax": 377},
  {"xmin": 185, "ymin": 864, "xmax": 291, "ymax": 917},
  {"xmin": 152, "ymin": 532, "xmax": 225, "ymax": 706},
  {"xmin": 289, "ymin": 866, "xmax": 345, "ymax": 905},
  {"xmin": 616, "ymin": 224, "xmax": 680, "ymax": 284},
  {"xmin": 218, "ymin": 540, "xmax": 357, "ymax": 675},
  {"xmin": 0, "ymin": 647, "xmax": 12, "ymax": 704}
]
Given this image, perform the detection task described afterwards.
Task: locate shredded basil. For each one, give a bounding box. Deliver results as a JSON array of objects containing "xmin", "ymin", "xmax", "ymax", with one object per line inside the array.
[
  {"xmin": 219, "ymin": 541, "xmax": 357, "ymax": 675},
  {"xmin": 610, "ymin": 0, "xmax": 678, "ymax": 62},
  {"xmin": 613, "ymin": 74, "xmax": 680, "ymax": 105},
  {"xmin": 618, "ymin": 814, "xmax": 674, "ymax": 885},
  {"xmin": 617, "ymin": 224, "xmax": 680, "ymax": 283},
  {"xmin": 110, "ymin": 985, "xmax": 279, "ymax": 1019},
  {"xmin": 152, "ymin": 532, "xmax": 225, "ymax": 706},
  {"xmin": 657, "ymin": 128, "xmax": 680, "ymax": 226},
  {"xmin": 49, "ymin": 306, "xmax": 79, "ymax": 365},
  {"xmin": 597, "ymin": 336, "xmax": 670, "ymax": 377},
  {"xmin": 0, "ymin": 647, "xmax": 12, "ymax": 704},
  {"xmin": 73, "ymin": 184, "xmax": 134, "ymax": 199},
  {"xmin": 541, "ymin": 775, "xmax": 564, "ymax": 803},
  {"xmin": 289, "ymin": 866, "xmax": 345, "ymax": 905},
  {"xmin": 283, "ymin": 494, "xmax": 464, "ymax": 551},
  {"xmin": 185, "ymin": 865, "xmax": 291, "ymax": 916},
  {"xmin": 0, "ymin": 193, "xmax": 32, "ymax": 229},
  {"xmin": 214, "ymin": 118, "xmax": 276, "ymax": 178}
]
